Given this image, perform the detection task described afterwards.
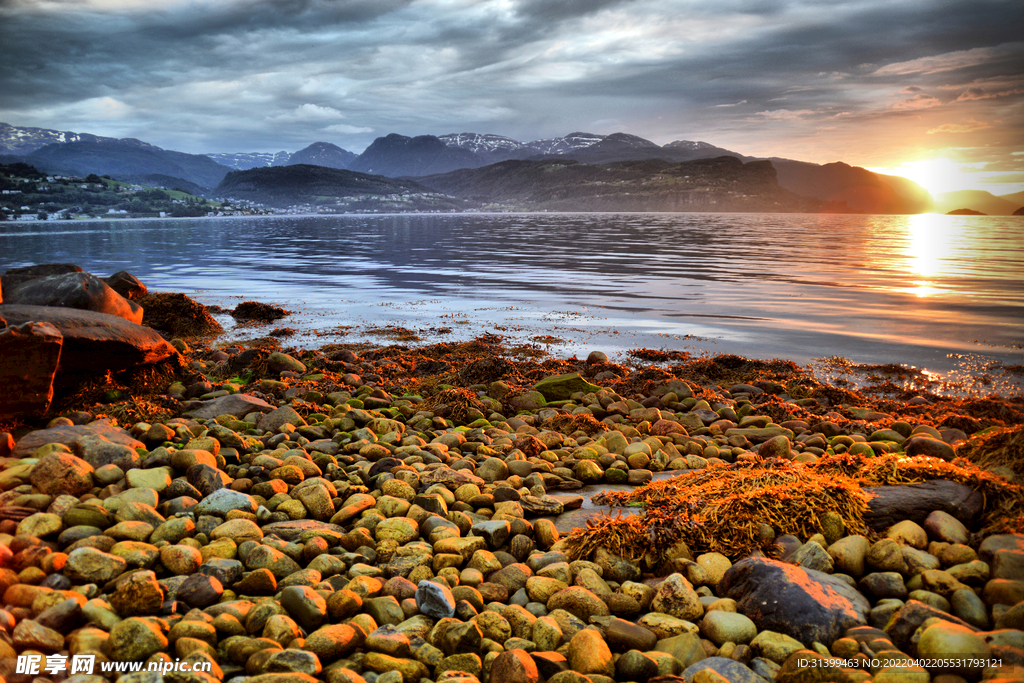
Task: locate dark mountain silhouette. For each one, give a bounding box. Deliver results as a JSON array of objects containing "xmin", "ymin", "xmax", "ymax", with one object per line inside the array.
[
  {"xmin": 771, "ymin": 160, "xmax": 931, "ymax": 214},
  {"xmin": 933, "ymin": 190, "xmax": 1020, "ymax": 216},
  {"xmin": 213, "ymin": 164, "xmax": 466, "ymax": 211},
  {"xmin": 416, "ymin": 156, "xmax": 824, "ymax": 212},
  {"xmin": 286, "ymin": 142, "xmax": 356, "ymax": 169},
  {"xmin": 26, "ymin": 139, "xmax": 231, "ymax": 188},
  {"xmin": 348, "ymin": 134, "xmax": 481, "ymax": 177}
]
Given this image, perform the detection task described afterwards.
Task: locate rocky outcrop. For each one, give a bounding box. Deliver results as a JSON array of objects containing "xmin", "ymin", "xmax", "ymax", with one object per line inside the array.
[
  {"xmin": 4, "ymin": 271, "xmax": 143, "ymax": 324},
  {"xmin": 104, "ymin": 270, "xmax": 148, "ymax": 300},
  {"xmin": 0, "ymin": 304, "xmax": 179, "ymax": 395},
  {"xmin": 0, "ymin": 321, "xmax": 63, "ymax": 418},
  {"xmin": 0, "ymin": 263, "xmax": 83, "ymax": 290}
]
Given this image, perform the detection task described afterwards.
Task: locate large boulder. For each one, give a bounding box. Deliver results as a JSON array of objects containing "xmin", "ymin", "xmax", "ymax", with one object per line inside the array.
[
  {"xmin": 718, "ymin": 556, "xmax": 870, "ymax": 646},
  {"xmin": 863, "ymin": 480, "xmax": 984, "ymax": 529},
  {"xmin": 104, "ymin": 271, "xmax": 148, "ymax": 300},
  {"xmin": 0, "ymin": 321, "xmax": 63, "ymax": 418},
  {"xmin": 0, "ymin": 305, "xmax": 179, "ymax": 390},
  {"xmin": 1, "ymin": 263, "xmax": 83, "ymax": 290},
  {"xmin": 5, "ymin": 272, "xmax": 142, "ymax": 324}
]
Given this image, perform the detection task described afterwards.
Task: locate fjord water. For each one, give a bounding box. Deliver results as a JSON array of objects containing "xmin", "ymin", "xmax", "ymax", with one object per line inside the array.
[{"xmin": 3, "ymin": 212, "xmax": 1022, "ymax": 383}]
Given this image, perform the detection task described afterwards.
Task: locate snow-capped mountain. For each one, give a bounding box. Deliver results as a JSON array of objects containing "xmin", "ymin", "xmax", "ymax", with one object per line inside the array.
[
  {"xmin": 438, "ymin": 133, "xmax": 523, "ymax": 154},
  {"xmin": 665, "ymin": 140, "xmax": 722, "ymax": 151},
  {"xmin": 0, "ymin": 122, "xmax": 119, "ymax": 155},
  {"xmin": 524, "ymin": 132, "xmax": 606, "ymax": 155},
  {"xmin": 206, "ymin": 151, "xmax": 292, "ymax": 170}
]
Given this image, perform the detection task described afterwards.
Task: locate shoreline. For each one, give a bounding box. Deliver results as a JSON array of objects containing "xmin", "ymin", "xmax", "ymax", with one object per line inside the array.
[{"xmin": 1, "ymin": 324, "xmax": 1023, "ymax": 682}]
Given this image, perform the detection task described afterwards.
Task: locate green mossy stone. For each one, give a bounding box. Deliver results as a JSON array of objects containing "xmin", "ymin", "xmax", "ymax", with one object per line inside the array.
[{"xmin": 534, "ymin": 373, "xmax": 602, "ymax": 402}]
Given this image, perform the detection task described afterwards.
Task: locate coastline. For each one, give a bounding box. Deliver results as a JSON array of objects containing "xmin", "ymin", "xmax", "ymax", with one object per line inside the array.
[{"xmin": 1, "ymin": 316, "xmax": 1023, "ymax": 681}]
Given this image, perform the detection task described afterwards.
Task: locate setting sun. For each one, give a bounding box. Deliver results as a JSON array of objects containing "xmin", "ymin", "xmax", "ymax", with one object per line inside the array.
[{"xmin": 887, "ymin": 158, "xmax": 981, "ymax": 195}]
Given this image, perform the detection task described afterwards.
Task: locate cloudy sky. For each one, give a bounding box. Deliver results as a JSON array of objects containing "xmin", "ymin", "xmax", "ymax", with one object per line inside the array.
[{"xmin": 1, "ymin": 0, "xmax": 1021, "ymax": 194}]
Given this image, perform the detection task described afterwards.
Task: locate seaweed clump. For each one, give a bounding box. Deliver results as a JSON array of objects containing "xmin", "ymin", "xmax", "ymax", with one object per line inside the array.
[
  {"xmin": 231, "ymin": 301, "xmax": 289, "ymax": 323},
  {"xmin": 419, "ymin": 387, "xmax": 487, "ymax": 423},
  {"xmin": 563, "ymin": 453, "xmax": 1024, "ymax": 567},
  {"xmin": 956, "ymin": 424, "xmax": 1024, "ymax": 482},
  {"xmin": 138, "ymin": 292, "xmax": 224, "ymax": 338}
]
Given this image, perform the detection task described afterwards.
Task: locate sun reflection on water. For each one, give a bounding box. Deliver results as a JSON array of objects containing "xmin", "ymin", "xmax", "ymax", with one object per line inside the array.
[{"xmin": 906, "ymin": 213, "xmax": 958, "ymax": 297}]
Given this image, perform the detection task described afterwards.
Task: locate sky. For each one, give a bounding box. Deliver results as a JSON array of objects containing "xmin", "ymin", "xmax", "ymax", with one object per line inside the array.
[{"xmin": 1, "ymin": 0, "xmax": 1022, "ymax": 195}]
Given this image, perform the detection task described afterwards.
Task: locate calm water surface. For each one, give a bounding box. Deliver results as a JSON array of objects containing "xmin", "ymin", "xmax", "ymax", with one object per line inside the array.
[{"xmin": 3, "ymin": 212, "xmax": 1022, "ymax": 389}]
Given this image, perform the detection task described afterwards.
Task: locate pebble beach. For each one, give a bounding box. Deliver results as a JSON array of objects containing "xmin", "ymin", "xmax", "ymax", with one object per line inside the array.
[{"xmin": 2, "ymin": 288, "xmax": 1024, "ymax": 683}]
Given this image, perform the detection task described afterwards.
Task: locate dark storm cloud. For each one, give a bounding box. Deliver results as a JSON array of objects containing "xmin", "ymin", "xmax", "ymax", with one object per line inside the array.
[{"xmin": 0, "ymin": 0, "xmax": 1021, "ymax": 191}]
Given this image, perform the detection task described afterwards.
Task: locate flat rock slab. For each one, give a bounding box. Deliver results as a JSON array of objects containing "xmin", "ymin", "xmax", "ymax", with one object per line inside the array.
[
  {"xmin": 863, "ymin": 480, "xmax": 984, "ymax": 530},
  {"xmin": 0, "ymin": 305, "xmax": 179, "ymax": 386},
  {"xmin": 13, "ymin": 420, "xmax": 144, "ymax": 459},
  {"xmin": 262, "ymin": 520, "xmax": 347, "ymax": 542},
  {"xmin": 184, "ymin": 393, "xmax": 275, "ymax": 419}
]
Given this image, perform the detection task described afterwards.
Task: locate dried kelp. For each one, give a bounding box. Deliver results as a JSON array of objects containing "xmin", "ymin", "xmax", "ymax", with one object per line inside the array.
[
  {"xmin": 419, "ymin": 387, "xmax": 486, "ymax": 423},
  {"xmin": 543, "ymin": 413, "xmax": 606, "ymax": 436},
  {"xmin": 566, "ymin": 453, "xmax": 1024, "ymax": 565},
  {"xmin": 138, "ymin": 292, "xmax": 223, "ymax": 338},
  {"xmin": 815, "ymin": 451, "xmax": 1024, "ymax": 535},
  {"xmin": 956, "ymin": 424, "xmax": 1024, "ymax": 481},
  {"xmin": 569, "ymin": 460, "xmax": 871, "ymax": 563}
]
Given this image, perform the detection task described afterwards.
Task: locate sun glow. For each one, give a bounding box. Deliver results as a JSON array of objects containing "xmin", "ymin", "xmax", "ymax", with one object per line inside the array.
[{"xmin": 888, "ymin": 158, "xmax": 981, "ymax": 195}]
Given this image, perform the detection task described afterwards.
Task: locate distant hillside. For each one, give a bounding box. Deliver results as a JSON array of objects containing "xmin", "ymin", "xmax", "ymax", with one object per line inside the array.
[
  {"xmin": 116, "ymin": 174, "xmax": 209, "ymax": 196},
  {"xmin": 26, "ymin": 139, "xmax": 231, "ymax": 188},
  {"xmin": 214, "ymin": 164, "xmax": 466, "ymax": 211},
  {"xmin": 287, "ymin": 142, "xmax": 356, "ymax": 169},
  {"xmin": 771, "ymin": 160, "xmax": 931, "ymax": 214},
  {"xmin": 206, "ymin": 150, "xmax": 291, "ymax": 170},
  {"xmin": 417, "ymin": 156, "xmax": 824, "ymax": 212},
  {"xmin": 348, "ymin": 134, "xmax": 481, "ymax": 177},
  {"xmin": 933, "ymin": 190, "xmax": 1021, "ymax": 216},
  {"xmin": 998, "ymin": 190, "xmax": 1024, "ymax": 207}
]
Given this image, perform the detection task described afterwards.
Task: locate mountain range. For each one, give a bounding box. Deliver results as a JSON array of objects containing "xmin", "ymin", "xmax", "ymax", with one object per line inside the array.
[{"xmin": 2, "ymin": 122, "xmax": 1021, "ymax": 214}]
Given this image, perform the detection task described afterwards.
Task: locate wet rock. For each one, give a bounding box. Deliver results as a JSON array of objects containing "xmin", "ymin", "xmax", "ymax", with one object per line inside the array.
[
  {"xmin": 109, "ymin": 570, "xmax": 164, "ymax": 616},
  {"xmin": 5, "ymin": 271, "xmax": 142, "ymax": 323},
  {"xmin": 567, "ymin": 628, "xmax": 613, "ymax": 676},
  {"xmin": 30, "ymin": 451, "xmax": 94, "ymax": 496},
  {"xmin": 64, "ymin": 546, "xmax": 127, "ymax": 583},
  {"xmin": 491, "ymin": 648, "xmax": 540, "ymax": 683},
  {"xmin": 183, "ymin": 392, "xmax": 275, "ymax": 419},
  {"xmin": 651, "ymin": 572, "xmax": 704, "ymax": 621},
  {"xmin": 176, "ymin": 573, "xmax": 223, "ymax": 608},
  {"xmin": 108, "ymin": 617, "xmax": 169, "ymax": 661},
  {"xmin": 700, "ymin": 610, "xmax": 758, "ymax": 646},
  {"xmin": 718, "ymin": 557, "xmax": 869, "ymax": 645},
  {"xmin": 416, "ymin": 579, "xmax": 456, "ymax": 619}
]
